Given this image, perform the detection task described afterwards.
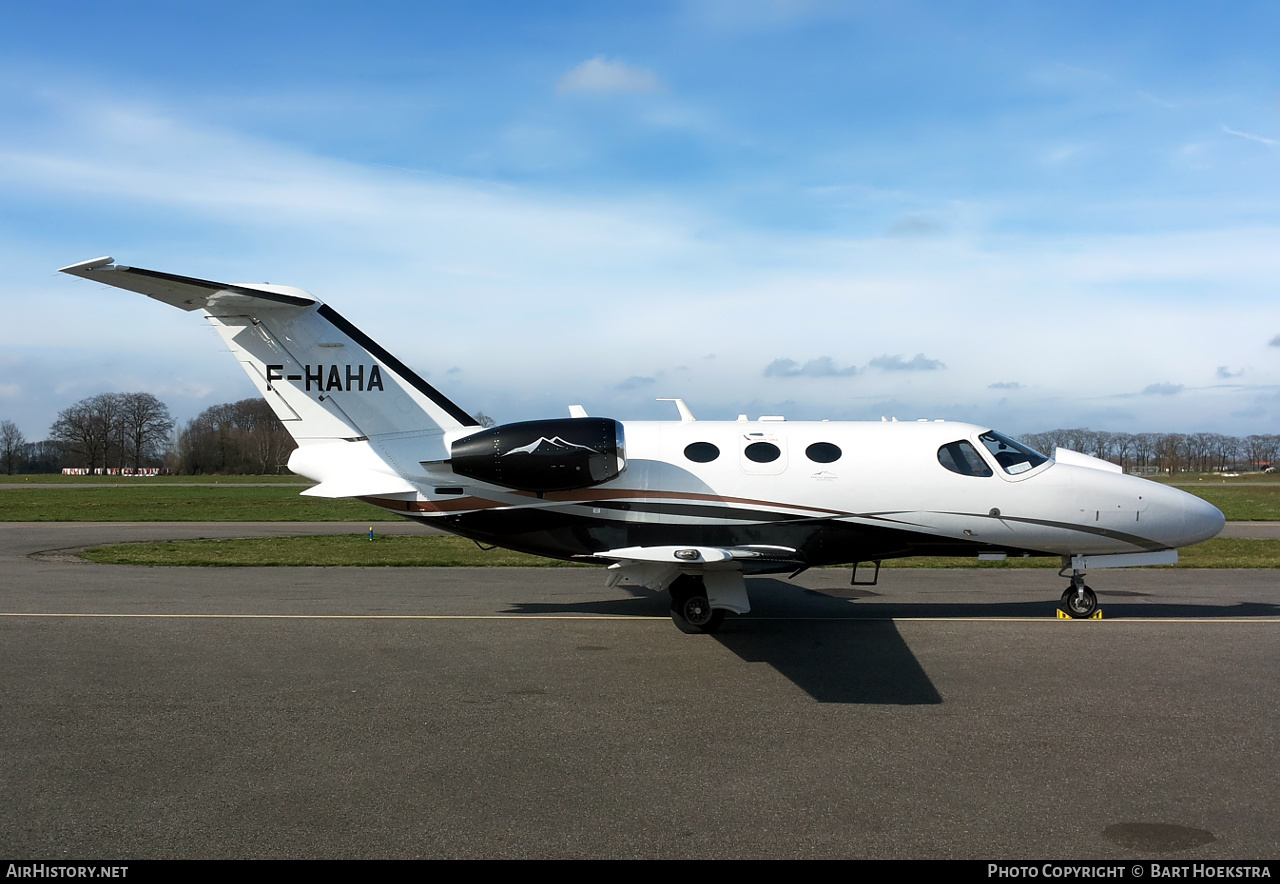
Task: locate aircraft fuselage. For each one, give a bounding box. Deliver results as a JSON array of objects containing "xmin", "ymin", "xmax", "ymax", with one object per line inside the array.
[{"xmin": 352, "ymin": 418, "xmax": 1224, "ymax": 570}]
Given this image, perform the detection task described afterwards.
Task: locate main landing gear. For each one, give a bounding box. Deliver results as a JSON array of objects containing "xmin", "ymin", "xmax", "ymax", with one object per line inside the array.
[
  {"xmin": 1059, "ymin": 569, "xmax": 1099, "ymax": 619},
  {"xmin": 669, "ymin": 574, "xmax": 726, "ymax": 634}
]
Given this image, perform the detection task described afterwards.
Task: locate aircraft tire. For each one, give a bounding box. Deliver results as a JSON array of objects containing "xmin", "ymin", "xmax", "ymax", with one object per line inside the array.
[
  {"xmin": 1060, "ymin": 585, "xmax": 1098, "ymax": 618},
  {"xmin": 670, "ymin": 576, "xmax": 726, "ymax": 634},
  {"xmin": 671, "ymin": 598, "xmax": 725, "ymax": 634}
]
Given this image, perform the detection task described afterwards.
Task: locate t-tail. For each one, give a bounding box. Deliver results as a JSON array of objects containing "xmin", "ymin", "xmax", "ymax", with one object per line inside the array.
[{"xmin": 59, "ymin": 257, "xmax": 479, "ymax": 497}]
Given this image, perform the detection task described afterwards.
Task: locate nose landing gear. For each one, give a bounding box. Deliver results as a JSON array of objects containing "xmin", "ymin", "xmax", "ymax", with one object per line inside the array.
[{"xmin": 1059, "ymin": 569, "xmax": 1099, "ymax": 619}]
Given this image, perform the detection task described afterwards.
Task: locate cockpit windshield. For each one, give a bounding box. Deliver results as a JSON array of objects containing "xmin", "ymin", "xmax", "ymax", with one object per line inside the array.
[{"xmin": 979, "ymin": 431, "xmax": 1049, "ymax": 475}]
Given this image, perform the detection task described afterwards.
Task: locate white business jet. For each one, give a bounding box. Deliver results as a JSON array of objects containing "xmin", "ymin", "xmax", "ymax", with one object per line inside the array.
[{"xmin": 61, "ymin": 258, "xmax": 1225, "ymax": 632}]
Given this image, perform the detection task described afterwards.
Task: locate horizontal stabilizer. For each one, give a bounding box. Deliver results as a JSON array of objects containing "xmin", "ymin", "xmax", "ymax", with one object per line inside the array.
[
  {"xmin": 300, "ymin": 471, "xmax": 419, "ymax": 499},
  {"xmin": 59, "ymin": 257, "xmax": 315, "ymax": 314}
]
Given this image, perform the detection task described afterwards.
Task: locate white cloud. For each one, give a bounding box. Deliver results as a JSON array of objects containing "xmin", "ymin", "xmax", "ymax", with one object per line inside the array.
[
  {"xmin": 1222, "ymin": 126, "xmax": 1278, "ymax": 147},
  {"xmin": 557, "ymin": 57, "xmax": 659, "ymax": 95},
  {"xmin": 868, "ymin": 354, "xmax": 945, "ymax": 372},
  {"xmin": 1135, "ymin": 90, "xmax": 1177, "ymax": 109},
  {"xmin": 1040, "ymin": 144, "xmax": 1090, "ymax": 166},
  {"xmin": 5, "ymin": 89, "xmax": 1280, "ymax": 435},
  {"xmin": 764, "ymin": 357, "xmax": 858, "ymax": 378}
]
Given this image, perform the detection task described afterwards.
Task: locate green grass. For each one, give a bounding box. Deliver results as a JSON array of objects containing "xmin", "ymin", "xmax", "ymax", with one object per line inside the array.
[
  {"xmin": 1153, "ymin": 472, "xmax": 1280, "ymax": 484},
  {"xmin": 3, "ymin": 474, "xmax": 1277, "ymax": 522},
  {"xmin": 0, "ymin": 485, "xmax": 400, "ymax": 521},
  {"xmin": 78, "ymin": 535, "xmax": 1280, "ymax": 568},
  {"xmin": 1179, "ymin": 487, "xmax": 1280, "ymax": 521},
  {"xmin": 0, "ymin": 474, "xmax": 309, "ymax": 485},
  {"xmin": 80, "ymin": 534, "xmax": 587, "ymax": 566},
  {"xmin": 879, "ymin": 538, "xmax": 1279, "ymax": 569}
]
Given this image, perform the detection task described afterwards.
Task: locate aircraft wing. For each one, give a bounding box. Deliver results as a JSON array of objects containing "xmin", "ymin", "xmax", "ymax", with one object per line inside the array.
[
  {"xmin": 587, "ymin": 545, "xmax": 802, "ymax": 567},
  {"xmin": 584, "ymin": 545, "xmax": 803, "ymax": 615},
  {"xmin": 59, "ymin": 257, "xmax": 316, "ymax": 314}
]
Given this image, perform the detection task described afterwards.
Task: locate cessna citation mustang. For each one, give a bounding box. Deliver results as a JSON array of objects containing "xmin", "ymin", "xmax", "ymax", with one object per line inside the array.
[{"xmin": 61, "ymin": 257, "xmax": 1225, "ymax": 633}]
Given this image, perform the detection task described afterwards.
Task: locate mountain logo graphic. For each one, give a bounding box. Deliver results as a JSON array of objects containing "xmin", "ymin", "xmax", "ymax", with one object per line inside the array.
[{"xmin": 502, "ymin": 436, "xmax": 599, "ymax": 456}]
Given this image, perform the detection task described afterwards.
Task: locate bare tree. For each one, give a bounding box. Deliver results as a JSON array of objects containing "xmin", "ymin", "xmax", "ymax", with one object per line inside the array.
[
  {"xmin": 1023, "ymin": 428, "xmax": 1264, "ymax": 475},
  {"xmin": 177, "ymin": 398, "xmax": 294, "ymax": 474},
  {"xmin": 1111, "ymin": 433, "xmax": 1135, "ymax": 471},
  {"xmin": 21, "ymin": 439, "xmax": 66, "ymax": 473},
  {"xmin": 119, "ymin": 392, "xmax": 174, "ymax": 471},
  {"xmin": 0, "ymin": 420, "xmax": 25, "ymax": 474},
  {"xmin": 1244, "ymin": 435, "xmax": 1278, "ymax": 472},
  {"xmin": 50, "ymin": 396, "xmax": 112, "ymax": 472},
  {"xmin": 234, "ymin": 399, "xmax": 292, "ymax": 473}
]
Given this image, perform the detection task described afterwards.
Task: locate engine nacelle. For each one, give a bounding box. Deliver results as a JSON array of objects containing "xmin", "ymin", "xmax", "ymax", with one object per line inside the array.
[{"xmin": 449, "ymin": 417, "xmax": 626, "ymax": 493}]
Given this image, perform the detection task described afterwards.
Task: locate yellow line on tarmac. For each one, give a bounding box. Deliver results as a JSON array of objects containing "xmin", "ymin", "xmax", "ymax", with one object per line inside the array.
[
  {"xmin": 0, "ymin": 613, "xmax": 1277, "ymax": 623},
  {"xmin": 0, "ymin": 612, "xmax": 663, "ymax": 620}
]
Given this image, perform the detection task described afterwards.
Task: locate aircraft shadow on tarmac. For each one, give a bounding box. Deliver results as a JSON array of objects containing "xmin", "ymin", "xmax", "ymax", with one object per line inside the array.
[
  {"xmin": 506, "ymin": 577, "xmax": 1280, "ymax": 705},
  {"xmin": 508, "ymin": 584, "xmax": 943, "ymax": 705}
]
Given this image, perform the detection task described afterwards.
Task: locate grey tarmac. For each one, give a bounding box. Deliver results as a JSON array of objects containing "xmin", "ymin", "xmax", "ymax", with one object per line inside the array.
[{"xmin": 2, "ymin": 522, "xmax": 1278, "ymax": 859}]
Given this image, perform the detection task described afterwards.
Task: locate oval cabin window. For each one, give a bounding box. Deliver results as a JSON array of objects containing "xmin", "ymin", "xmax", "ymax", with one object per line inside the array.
[
  {"xmin": 684, "ymin": 442, "xmax": 720, "ymax": 463},
  {"xmin": 805, "ymin": 442, "xmax": 842, "ymax": 463},
  {"xmin": 743, "ymin": 442, "xmax": 781, "ymax": 463}
]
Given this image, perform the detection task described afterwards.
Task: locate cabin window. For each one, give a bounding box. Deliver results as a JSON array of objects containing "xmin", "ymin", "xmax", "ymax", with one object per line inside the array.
[
  {"xmin": 979, "ymin": 431, "xmax": 1048, "ymax": 475},
  {"xmin": 744, "ymin": 442, "xmax": 781, "ymax": 463},
  {"xmin": 805, "ymin": 442, "xmax": 842, "ymax": 463},
  {"xmin": 938, "ymin": 441, "xmax": 993, "ymax": 477},
  {"xmin": 684, "ymin": 442, "xmax": 720, "ymax": 463}
]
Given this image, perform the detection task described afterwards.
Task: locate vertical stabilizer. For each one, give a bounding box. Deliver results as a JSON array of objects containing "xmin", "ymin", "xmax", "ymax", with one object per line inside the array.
[{"xmin": 59, "ymin": 259, "xmax": 478, "ymax": 453}]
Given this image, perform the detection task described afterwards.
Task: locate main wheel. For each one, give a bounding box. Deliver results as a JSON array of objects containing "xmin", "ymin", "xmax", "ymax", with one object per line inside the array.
[
  {"xmin": 670, "ymin": 576, "xmax": 726, "ymax": 634},
  {"xmin": 1060, "ymin": 584, "xmax": 1098, "ymax": 618}
]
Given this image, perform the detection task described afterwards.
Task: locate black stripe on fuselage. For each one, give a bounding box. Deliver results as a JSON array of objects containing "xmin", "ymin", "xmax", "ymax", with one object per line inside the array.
[
  {"xmin": 942, "ymin": 511, "xmax": 1168, "ymax": 552},
  {"xmin": 315, "ymin": 303, "xmax": 479, "ymax": 427},
  {"xmin": 421, "ymin": 506, "xmax": 1039, "ymax": 566},
  {"xmin": 586, "ymin": 500, "xmax": 806, "ymax": 522}
]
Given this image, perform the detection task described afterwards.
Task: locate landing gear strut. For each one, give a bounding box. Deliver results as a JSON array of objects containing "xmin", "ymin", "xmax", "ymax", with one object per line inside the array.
[
  {"xmin": 1059, "ymin": 570, "xmax": 1098, "ymax": 619},
  {"xmin": 669, "ymin": 574, "xmax": 725, "ymax": 634}
]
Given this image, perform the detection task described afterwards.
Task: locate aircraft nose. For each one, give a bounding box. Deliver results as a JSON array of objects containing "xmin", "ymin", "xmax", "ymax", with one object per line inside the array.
[
  {"xmin": 1181, "ymin": 491, "xmax": 1226, "ymax": 546},
  {"xmin": 1146, "ymin": 484, "xmax": 1225, "ymax": 548}
]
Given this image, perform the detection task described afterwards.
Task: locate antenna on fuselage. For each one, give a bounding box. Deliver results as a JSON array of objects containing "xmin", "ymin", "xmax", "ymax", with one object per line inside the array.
[{"xmin": 656, "ymin": 398, "xmax": 696, "ymax": 421}]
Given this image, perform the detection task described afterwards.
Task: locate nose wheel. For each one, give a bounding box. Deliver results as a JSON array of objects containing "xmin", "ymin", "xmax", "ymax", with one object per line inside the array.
[
  {"xmin": 1060, "ymin": 579, "xmax": 1098, "ymax": 619},
  {"xmin": 669, "ymin": 575, "xmax": 726, "ymax": 634}
]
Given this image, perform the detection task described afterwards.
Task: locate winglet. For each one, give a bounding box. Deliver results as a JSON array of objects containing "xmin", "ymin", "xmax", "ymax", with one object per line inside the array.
[{"xmin": 59, "ymin": 256, "xmax": 115, "ymax": 275}]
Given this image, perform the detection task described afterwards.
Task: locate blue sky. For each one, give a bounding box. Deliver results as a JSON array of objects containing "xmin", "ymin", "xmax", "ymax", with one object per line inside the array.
[{"xmin": 2, "ymin": 1, "xmax": 1279, "ymax": 439}]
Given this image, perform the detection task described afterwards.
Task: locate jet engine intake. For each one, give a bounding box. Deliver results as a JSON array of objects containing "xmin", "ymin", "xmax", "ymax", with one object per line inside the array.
[{"xmin": 449, "ymin": 417, "xmax": 626, "ymax": 493}]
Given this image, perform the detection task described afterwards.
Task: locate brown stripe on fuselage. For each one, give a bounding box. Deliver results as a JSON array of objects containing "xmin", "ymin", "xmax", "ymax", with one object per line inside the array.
[{"xmin": 360, "ymin": 488, "xmax": 850, "ymax": 518}]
